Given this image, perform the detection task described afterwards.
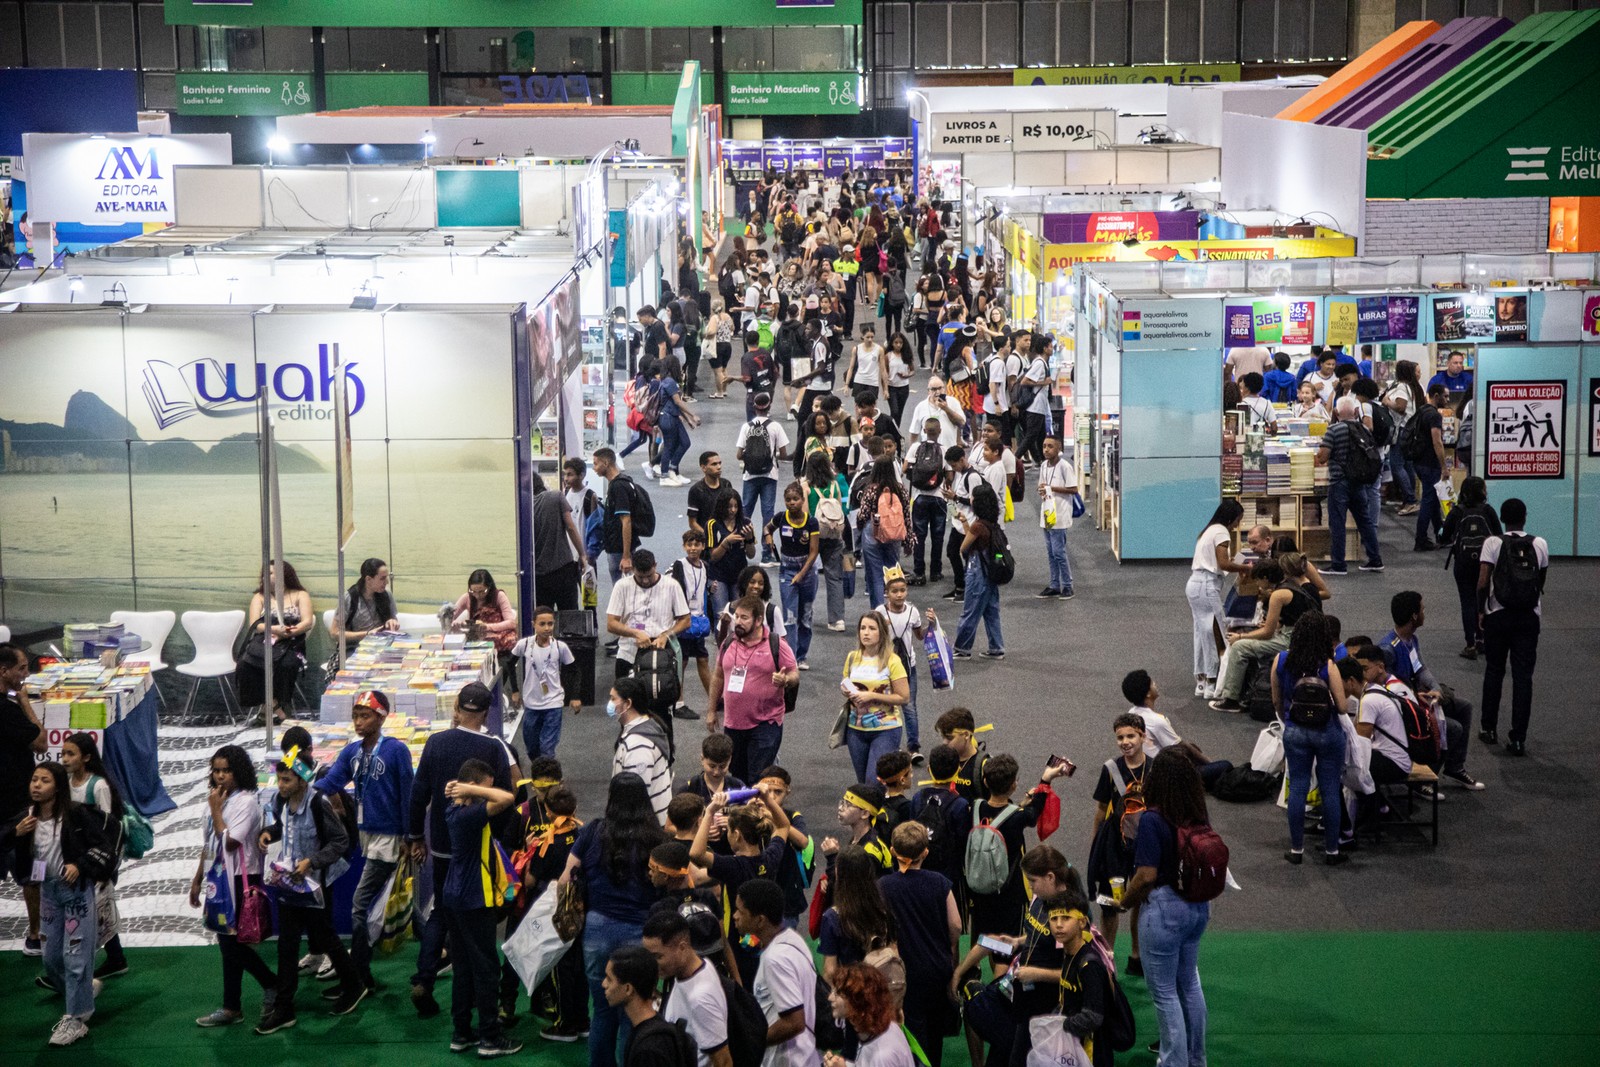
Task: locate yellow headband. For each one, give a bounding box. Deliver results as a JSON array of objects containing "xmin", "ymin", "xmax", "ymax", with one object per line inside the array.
[
  {"xmin": 949, "ymin": 724, "xmax": 995, "ymax": 739},
  {"xmin": 843, "ymin": 792, "xmax": 884, "ymax": 818},
  {"xmin": 530, "ymin": 778, "xmax": 561, "ymax": 789},
  {"xmin": 917, "ymin": 774, "xmax": 972, "ymax": 787},
  {"xmin": 1048, "ymin": 908, "xmax": 1090, "ymax": 923}
]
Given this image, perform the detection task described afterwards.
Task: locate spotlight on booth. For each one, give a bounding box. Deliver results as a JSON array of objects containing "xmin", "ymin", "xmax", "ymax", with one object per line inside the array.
[
  {"xmin": 67, "ymin": 275, "xmax": 85, "ymax": 303},
  {"xmin": 350, "ymin": 279, "xmax": 379, "ymax": 310},
  {"xmin": 100, "ymin": 282, "xmax": 128, "ymax": 308}
]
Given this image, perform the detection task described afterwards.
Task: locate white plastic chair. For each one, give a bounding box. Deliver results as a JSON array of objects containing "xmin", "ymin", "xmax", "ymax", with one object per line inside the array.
[
  {"xmin": 395, "ymin": 611, "xmax": 442, "ymax": 635},
  {"xmin": 176, "ymin": 610, "xmax": 246, "ymax": 721},
  {"xmin": 111, "ymin": 609, "xmax": 178, "ymax": 708},
  {"xmin": 0, "ymin": 625, "xmax": 9, "ymax": 644}
]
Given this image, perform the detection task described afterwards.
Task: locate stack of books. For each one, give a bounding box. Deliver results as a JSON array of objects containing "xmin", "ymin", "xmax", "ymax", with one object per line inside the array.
[{"xmin": 318, "ymin": 632, "xmax": 495, "ymax": 723}]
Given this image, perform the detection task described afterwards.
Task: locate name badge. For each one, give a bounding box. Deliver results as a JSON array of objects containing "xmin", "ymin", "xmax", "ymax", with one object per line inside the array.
[
  {"xmin": 728, "ymin": 666, "xmax": 748, "ymax": 694},
  {"xmin": 32, "ymin": 858, "xmax": 47, "ymax": 882}
]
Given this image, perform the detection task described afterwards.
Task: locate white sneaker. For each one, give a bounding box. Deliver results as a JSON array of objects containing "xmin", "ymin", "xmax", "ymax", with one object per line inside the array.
[
  {"xmin": 1194, "ymin": 681, "xmax": 1206, "ymax": 697},
  {"xmin": 49, "ymin": 1015, "xmax": 88, "ymax": 1046},
  {"xmin": 298, "ymin": 953, "xmax": 326, "ymax": 974},
  {"xmin": 827, "ymin": 621, "xmax": 847, "ymax": 632},
  {"xmin": 92, "ymin": 978, "xmax": 103, "ymax": 998},
  {"xmin": 646, "ymin": 464, "xmax": 661, "ymax": 479}
]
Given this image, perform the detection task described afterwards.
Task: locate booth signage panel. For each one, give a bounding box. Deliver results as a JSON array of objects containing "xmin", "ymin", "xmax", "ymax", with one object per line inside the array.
[
  {"xmin": 1042, "ymin": 236, "xmax": 1353, "ymax": 270},
  {"xmin": 1014, "ymin": 64, "xmax": 1241, "ymax": 86},
  {"xmin": 1012, "ymin": 110, "xmax": 1116, "ymax": 152},
  {"xmin": 1042, "ymin": 211, "xmax": 1199, "ymax": 244},
  {"xmin": 726, "ymin": 73, "xmax": 859, "ymax": 115},
  {"xmin": 1486, "ymin": 380, "xmax": 1566, "ymax": 479},
  {"xmin": 177, "ymin": 71, "xmax": 314, "ymax": 116},
  {"xmin": 1356, "ymin": 295, "xmax": 1420, "ymax": 343},
  {"xmin": 21, "ymin": 133, "xmax": 232, "ymax": 225},
  {"xmin": 793, "ymin": 143, "xmax": 825, "ymax": 170},
  {"xmin": 930, "ymin": 112, "xmax": 1013, "ymax": 152},
  {"xmin": 1590, "ymin": 377, "xmax": 1600, "ymax": 457},
  {"xmin": 1119, "ymin": 298, "xmax": 1222, "ymax": 350},
  {"xmin": 1223, "ymin": 298, "xmax": 1318, "ymax": 347},
  {"xmin": 1326, "ymin": 298, "xmax": 1358, "ymax": 348}
]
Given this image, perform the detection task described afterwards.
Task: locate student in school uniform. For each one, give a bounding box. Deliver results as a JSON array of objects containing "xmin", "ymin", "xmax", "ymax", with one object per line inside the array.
[{"xmin": 510, "ymin": 606, "xmax": 577, "ymax": 761}]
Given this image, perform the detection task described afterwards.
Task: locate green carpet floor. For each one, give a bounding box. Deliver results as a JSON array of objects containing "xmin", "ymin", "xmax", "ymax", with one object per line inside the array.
[{"xmin": 4, "ymin": 932, "xmax": 1594, "ymax": 1065}]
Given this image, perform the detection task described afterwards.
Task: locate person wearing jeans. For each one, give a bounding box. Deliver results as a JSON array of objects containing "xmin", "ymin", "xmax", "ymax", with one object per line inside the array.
[
  {"xmin": 1317, "ymin": 397, "xmax": 1383, "ymax": 572},
  {"xmin": 1123, "ymin": 751, "xmax": 1213, "ymax": 1067},
  {"xmin": 859, "ymin": 513, "xmax": 903, "ymax": 609},
  {"xmin": 766, "ymin": 482, "xmax": 820, "ymax": 665},
  {"xmin": 953, "ymin": 550, "xmax": 1003, "ymax": 657},
  {"xmin": 841, "ymin": 615, "xmax": 911, "ymax": 784},
  {"xmin": 1270, "ymin": 613, "xmax": 1348, "ymax": 865},
  {"xmin": 1412, "ymin": 384, "xmax": 1452, "ymax": 549},
  {"xmin": 742, "ymin": 477, "xmax": 780, "ymax": 562}
]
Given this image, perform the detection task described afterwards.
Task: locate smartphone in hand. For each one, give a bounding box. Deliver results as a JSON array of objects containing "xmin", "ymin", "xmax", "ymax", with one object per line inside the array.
[{"xmin": 1048, "ymin": 754, "xmax": 1076, "ymax": 777}]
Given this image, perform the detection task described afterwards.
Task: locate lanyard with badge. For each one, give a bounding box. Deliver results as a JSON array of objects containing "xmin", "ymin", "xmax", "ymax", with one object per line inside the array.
[{"xmin": 725, "ymin": 634, "xmax": 765, "ymax": 694}]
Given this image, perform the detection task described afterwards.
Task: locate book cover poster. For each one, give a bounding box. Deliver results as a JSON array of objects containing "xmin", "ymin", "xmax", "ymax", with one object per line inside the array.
[
  {"xmin": 1433, "ymin": 296, "xmax": 1466, "ymax": 342},
  {"xmin": 1494, "ymin": 294, "xmax": 1528, "ymax": 342}
]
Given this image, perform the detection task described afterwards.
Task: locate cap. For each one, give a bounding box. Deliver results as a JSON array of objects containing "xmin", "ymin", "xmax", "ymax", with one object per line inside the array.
[
  {"xmin": 353, "ymin": 690, "xmax": 391, "ymax": 716},
  {"xmin": 754, "ymin": 392, "xmax": 773, "ymax": 410},
  {"xmin": 679, "ymin": 901, "xmax": 727, "ymax": 956},
  {"xmin": 457, "ymin": 681, "xmax": 492, "ymax": 714}
]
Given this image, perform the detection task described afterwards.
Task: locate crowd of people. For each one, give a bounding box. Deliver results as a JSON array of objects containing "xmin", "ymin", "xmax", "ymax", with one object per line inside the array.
[{"xmin": 0, "ymin": 167, "xmax": 1555, "ymax": 1065}]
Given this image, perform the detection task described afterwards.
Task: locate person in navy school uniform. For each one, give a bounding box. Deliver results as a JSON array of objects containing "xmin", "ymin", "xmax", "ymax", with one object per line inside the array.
[
  {"xmin": 1378, "ymin": 590, "xmax": 1484, "ymax": 790},
  {"xmin": 405, "ymin": 681, "xmax": 515, "ymax": 1020},
  {"xmin": 312, "ymin": 689, "xmax": 414, "ymax": 990},
  {"xmin": 1260, "ymin": 352, "xmax": 1299, "ymax": 404}
]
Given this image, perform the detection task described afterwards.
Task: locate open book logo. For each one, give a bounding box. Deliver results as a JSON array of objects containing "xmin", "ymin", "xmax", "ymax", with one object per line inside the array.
[{"xmin": 139, "ymin": 344, "xmax": 365, "ymax": 430}]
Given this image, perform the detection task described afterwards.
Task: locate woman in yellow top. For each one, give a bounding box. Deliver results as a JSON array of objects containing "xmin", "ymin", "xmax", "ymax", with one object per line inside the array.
[{"xmin": 840, "ymin": 613, "xmax": 910, "ymax": 784}]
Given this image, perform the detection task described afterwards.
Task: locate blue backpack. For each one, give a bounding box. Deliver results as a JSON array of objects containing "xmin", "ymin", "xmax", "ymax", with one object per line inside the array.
[{"xmin": 582, "ymin": 491, "xmax": 605, "ymax": 560}]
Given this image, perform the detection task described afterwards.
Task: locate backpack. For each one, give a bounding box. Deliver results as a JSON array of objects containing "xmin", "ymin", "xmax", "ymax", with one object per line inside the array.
[
  {"xmin": 963, "ymin": 802, "xmax": 1018, "ymax": 896},
  {"xmin": 913, "ymin": 788, "xmax": 959, "ymax": 875},
  {"xmin": 1446, "ymin": 510, "xmax": 1493, "ymax": 576},
  {"xmin": 1367, "ymin": 402, "xmax": 1395, "ymax": 447},
  {"xmin": 1341, "ymin": 422, "xmax": 1382, "ymax": 485},
  {"xmin": 121, "ymin": 807, "xmax": 155, "ymax": 859},
  {"xmin": 1209, "ymin": 766, "xmax": 1281, "ymax": 803},
  {"xmin": 863, "ymin": 940, "xmax": 907, "ymax": 1007},
  {"xmin": 640, "ymin": 1017, "xmax": 698, "ymax": 1067},
  {"xmin": 1070, "ymin": 939, "xmax": 1137, "ymax": 1053},
  {"xmin": 1286, "ymin": 673, "xmax": 1335, "ymax": 729},
  {"xmin": 1492, "ymin": 533, "xmax": 1541, "ymax": 611},
  {"xmin": 1106, "ymin": 760, "xmax": 1146, "ymax": 849},
  {"xmin": 886, "ymin": 270, "xmax": 906, "ymax": 307},
  {"xmin": 1367, "ymin": 684, "xmax": 1441, "ymax": 767},
  {"xmin": 718, "ymin": 972, "xmax": 770, "ymax": 1067},
  {"xmin": 633, "ymin": 645, "xmax": 681, "ymax": 709},
  {"xmin": 70, "ymin": 805, "xmax": 121, "ymax": 884},
  {"xmin": 815, "ymin": 485, "xmax": 846, "ymax": 540},
  {"xmin": 1175, "ymin": 822, "xmax": 1230, "ymax": 903},
  {"xmin": 974, "ymin": 354, "xmax": 994, "ymax": 397},
  {"xmin": 749, "ymin": 350, "xmax": 776, "ymax": 396},
  {"xmin": 980, "ymin": 525, "xmax": 1015, "ymax": 586},
  {"xmin": 1401, "ymin": 404, "xmax": 1437, "ymax": 462},
  {"xmin": 636, "ymin": 380, "xmax": 665, "ymax": 427},
  {"xmin": 743, "ymin": 419, "xmax": 775, "ymax": 477},
  {"xmin": 627, "ymin": 478, "xmax": 657, "ymax": 537},
  {"xmin": 875, "ymin": 487, "xmax": 908, "ymax": 541},
  {"xmin": 583, "ymin": 494, "xmax": 606, "ymax": 560},
  {"xmin": 909, "ymin": 440, "xmax": 944, "ymax": 492},
  {"xmin": 774, "ymin": 320, "xmax": 804, "ymax": 362}
]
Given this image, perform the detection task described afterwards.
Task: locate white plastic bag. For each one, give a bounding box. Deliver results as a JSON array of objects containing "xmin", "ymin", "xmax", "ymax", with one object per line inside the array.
[
  {"xmin": 503, "ymin": 885, "xmax": 572, "ymax": 994},
  {"xmin": 1339, "ymin": 714, "xmax": 1375, "ymax": 795},
  {"xmin": 1249, "ymin": 722, "xmax": 1285, "ymax": 775},
  {"xmin": 1025, "ymin": 1015, "xmax": 1092, "ymax": 1067}
]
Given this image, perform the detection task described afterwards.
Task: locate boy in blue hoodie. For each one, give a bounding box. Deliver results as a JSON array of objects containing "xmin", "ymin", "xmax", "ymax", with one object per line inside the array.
[
  {"xmin": 315, "ymin": 689, "xmax": 415, "ymax": 989},
  {"xmin": 442, "ymin": 759, "xmax": 520, "ymax": 1058}
]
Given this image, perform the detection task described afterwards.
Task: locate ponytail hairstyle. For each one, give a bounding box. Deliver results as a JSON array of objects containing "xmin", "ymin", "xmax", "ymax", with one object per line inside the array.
[{"xmin": 63, "ymin": 732, "xmax": 125, "ymax": 819}]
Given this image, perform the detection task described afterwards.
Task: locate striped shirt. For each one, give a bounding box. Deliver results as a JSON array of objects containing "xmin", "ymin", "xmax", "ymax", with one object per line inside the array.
[{"xmin": 612, "ymin": 715, "xmax": 673, "ymax": 822}]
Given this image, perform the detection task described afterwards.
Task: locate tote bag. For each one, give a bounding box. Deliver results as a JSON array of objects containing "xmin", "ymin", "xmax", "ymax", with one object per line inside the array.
[
  {"xmin": 503, "ymin": 885, "xmax": 573, "ymax": 993},
  {"xmin": 1025, "ymin": 1015, "xmax": 1093, "ymax": 1067}
]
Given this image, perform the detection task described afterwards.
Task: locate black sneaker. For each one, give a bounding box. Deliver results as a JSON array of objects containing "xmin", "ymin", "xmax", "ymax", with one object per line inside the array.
[
  {"xmin": 1036, "ymin": 587, "xmax": 1059, "ymax": 599},
  {"xmin": 1359, "ymin": 561, "xmax": 1385, "ymax": 572},
  {"xmin": 907, "ymin": 575, "xmax": 927, "ymax": 587},
  {"xmin": 672, "ymin": 704, "xmax": 699, "ymax": 720},
  {"xmin": 952, "ymin": 649, "xmax": 973, "ymax": 660},
  {"xmin": 35, "ymin": 975, "xmax": 60, "ymax": 992},
  {"xmin": 1124, "ymin": 956, "xmax": 1143, "ymax": 977},
  {"xmin": 1284, "ymin": 850, "xmax": 1303, "ymax": 865},
  {"xmin": 1478, "ymin": 728, "xmax": 1498, "ymax": 745},
  {"xmin": 942, "ymin": 588, "xmax": 963, "ymax": 600},
  {"xmin": 254, "ymin": 1010, "xmax": 297, "ymax": 1035},
  {"xmin": 1324, "ymin": 851, "xmax": 1350, "ymax": 867},
  {"xmin": 981, "ymin": 650, "xmax": 1006, "ymax": 660},
  {"xmin": 329, "ymin": 985, "xmax": 369, "ymax": 1016},
  {"xmin": 1444, "ymin": 770, "xmax": 1486, "ymax": 791},
  {"xmin": 94, "ymin": 959, "xmax": 129, "ymax": 980},
  {"xmin": 451, "ymin": 1033, "xmax": 480, "ymax": 1053},
  {"xmin": 412, "ymin": 984, "xmax": 442, "ymax": 1019},
  {"xmin": 321, "ymin": 986, "xmax": 344, "ymax": 1002},
  {"xmin": 540, "ymin": 1024, "xmax": 586, "ymax": 1043},
  {"xmin": 1505, "ymin": 740, "xmax": 1527, "ymax": 757},
  {"xmin": 1323, "ymin": 565, "xmax": 1349, "ymax": 575},
  {"xmin": 910, "ymin": 751, "xmax": 927, "ymax": 767},
  {"xmin": 478, "ymin": 1036, "xmax": 525, "ymax": 1059}
]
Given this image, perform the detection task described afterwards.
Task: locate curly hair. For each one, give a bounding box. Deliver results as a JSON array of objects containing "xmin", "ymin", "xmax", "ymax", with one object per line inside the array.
[{"xmin": 830, "ymin": 963, "xmax": 897, "ymax": 1040}]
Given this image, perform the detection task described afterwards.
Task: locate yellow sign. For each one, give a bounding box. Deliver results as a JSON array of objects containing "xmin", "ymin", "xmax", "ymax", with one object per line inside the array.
[
  {"xmin": 1326, "ymin": 298, "xmax": 1359, "ymax": 348},
  {"xmin": 1041, "ymin": 236, "xmax": 1356, "ymax": 274},
  {"xmin": 1015, "ymin": 64, "xmax": 1241, "ymax": 87}
]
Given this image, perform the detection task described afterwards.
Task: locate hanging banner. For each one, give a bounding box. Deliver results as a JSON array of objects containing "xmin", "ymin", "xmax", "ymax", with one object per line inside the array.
[
  {"xmin": 21, "ymin": 132, "xmax": 232, "ymax": 225},
  {"xmin": 1251, "ymin": 300, "xmax": 1284, "ymax": 345},
  {"xmin": 1041, "ymin": 211, "xmax": 1201, "ymax": 244},
  {"xmin": 1356, "ymin": 297, "xmax": 1389, "ymax": 343},
  {"xmin": 1463, "ymin": 294, "xmax": 1497, "ymax": 341},
  {"xmin": 1387, "ymin": 296, "xmax": 1419, "ymax": 341},
  {"xmin": 608, "ymin": 208, "xmax": 628, "ymax": 289},
  {"xmin": 1493, "ymin": 293, "xmax": 1529, "ymax": 342},
  {"xmin": 1224, "ymin": 304, "xmax": 1255, "ymax": 348},
  {"xmin": 1118, "ymin": 298, "xmax": 1222, "ymax": 350},
  {"xmin": 1283, "ymin": 300, "xmax": 1317, "ymax": 345},
  {"xmin": 1486, "ymin": 380, "xmax": 1566, "ymax": 479},
  {"xmin": 1433, "ymin": 295, "xmax": 1467, "ymax": 342},
  {"xmin": 1326, "ymin": 298, "xmax": 1358, "ymax": 348}
]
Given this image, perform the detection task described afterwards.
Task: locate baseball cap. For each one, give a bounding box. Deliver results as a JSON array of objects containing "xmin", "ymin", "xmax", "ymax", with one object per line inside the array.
[
  {"xmin": 457, "ymin": 682, "xmax": 492, "ymax": 714},
  {"xmin": 754, "ymin": 392, "xmax": 773, "ymax": 411},
  {"xmin": 679, "ymin": 901, "xmax": 727, "ymax": 956}
]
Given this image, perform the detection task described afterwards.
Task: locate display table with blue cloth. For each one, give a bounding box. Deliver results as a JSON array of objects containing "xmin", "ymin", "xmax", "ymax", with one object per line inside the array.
[{"xmin": 102, "ymin": 687, "xmax": 176, "ymax": 816}]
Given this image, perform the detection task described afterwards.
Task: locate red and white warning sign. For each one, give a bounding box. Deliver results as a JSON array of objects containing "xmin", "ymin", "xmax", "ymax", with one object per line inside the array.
[{"xmin": 1486, "ymin": 380, "xmax": 1565, "ymax": 479}]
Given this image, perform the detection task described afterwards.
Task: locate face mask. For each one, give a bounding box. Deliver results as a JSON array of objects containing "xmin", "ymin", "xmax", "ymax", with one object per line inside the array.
[{"xmin": 605, "ymin": 699, "xmax": 620, "ymax": 719}]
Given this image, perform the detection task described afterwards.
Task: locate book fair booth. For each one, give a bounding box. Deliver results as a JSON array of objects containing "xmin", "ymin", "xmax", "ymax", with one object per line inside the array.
[{"xmin": 1068, "ymin": 252, "xmax": 1600, "ymax": 561}]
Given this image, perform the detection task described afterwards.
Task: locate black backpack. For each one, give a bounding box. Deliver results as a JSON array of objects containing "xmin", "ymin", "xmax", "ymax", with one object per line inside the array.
[
  {"xmin": 1368, "ymin": 403, "xmax": 1395, "ymax": 447},
  {"xmin": 718, "ymin": 973, "xmax": 770, "ymax": 1067},
  {"xmin": 1341, "ymin": 423, "xmax": 1382, "ymax": 485},
  {"xmin": 914, "ymin": 788, "xmax": 959, "ymax": 875},
  {"xmin": 1069, "ymin": 950, "xmax": 1137, "ymax": 1053},
  {"xmin": 909, "ymin": 440, "xmax": 944, "ymax": 491},
  {"xmin": 748, "ymin": 351, "xmax": 776, "ymax": 396},
  {"xmin": 1492, "ymin": 533, "xmax": 1542, "ymax": 610},
  {"xmin": 633, "ymin": 645, "xmax": 681, "ymax": 709},
  {"xmin": 1209, "ymin": 766, "xmax": 1282, "ymax": 803},
  {"xmin": 980, "ymin": 525, "xmax": 1015, "ymax": 586},
  {"xmin": 1401, "ymin": 404, "xmax": 1437, "ymax": 462},
  {"xmin": 1286, "ymin": 673, "xmax": 1335, "ymax": 729},
  {"xmin": 605, "ymin": 476, "xmax": 655, "ymax": 550},
  {"xmin": 71, "ymin": 805, "xmax": 122, "ymax": 883},
  {"xmin": 743, "ymin": 419, "xmax": 775, "ymax": 477},
  {"xmin": 628, "ymin": 478, "xmax": 657, "ymax": 538},
  {"xmin": 1447, "ymin": 511, "xmax": 1494, "ymax": 576}
]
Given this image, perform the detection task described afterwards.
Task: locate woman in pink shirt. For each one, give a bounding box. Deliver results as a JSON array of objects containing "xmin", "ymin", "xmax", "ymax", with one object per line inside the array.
[{"xmin": 451, "ymin": 568, "xmax": 519, "ymax": 680}]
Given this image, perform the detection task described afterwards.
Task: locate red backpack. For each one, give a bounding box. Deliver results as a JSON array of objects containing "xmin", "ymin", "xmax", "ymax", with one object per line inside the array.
[{"xmin": 1175, "ymin": 822, "xmax": 1229, "ymax": 903}]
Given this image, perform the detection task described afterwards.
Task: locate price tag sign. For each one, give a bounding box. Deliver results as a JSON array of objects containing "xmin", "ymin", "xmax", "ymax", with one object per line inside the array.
[{"xmin": 1012, "ymin": 110, "xmax": 1117, "ymax": 152}]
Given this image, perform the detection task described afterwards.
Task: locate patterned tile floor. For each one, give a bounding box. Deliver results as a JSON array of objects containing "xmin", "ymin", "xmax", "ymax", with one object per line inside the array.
[{"xmin": 1, "ymin": 680, "xmax": 288, "ymax": 948}]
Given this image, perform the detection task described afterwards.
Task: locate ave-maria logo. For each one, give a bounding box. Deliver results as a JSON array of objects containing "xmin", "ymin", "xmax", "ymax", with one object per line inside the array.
[{"xmin": 140, "ymin": 343, "xmax": 365, "ymax": 430}]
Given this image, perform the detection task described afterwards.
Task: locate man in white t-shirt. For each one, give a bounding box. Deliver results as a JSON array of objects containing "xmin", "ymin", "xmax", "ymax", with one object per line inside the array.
[
  {"xmin": 1121, "ymin": 669, "xmax": 1184, "ymax": 757},
  {"xmin": 742, "ymin": 276, "xmax": 764, "ymax": 332},
  {"xmin": 644, "ymin": 910, "xmax": 733, "ymax": 1067},
  {"xmin": 736, "ymin": 395, "xmax": 792, "ymax": 563},
  {"xmin": 736, "ymin": 878, "xmax": 817, "ymax": 1067},
  {"xmin": 983, "ymin": 339, "xmax": 1012, "ymax": 434},
  {"xmin": 1476, "ymin": 498, "xmax": 1549, "ymax": 756},
  {"xmin": 1352, "ymin": 645, "xmax": 1415, "ymax": 785},
  {"xmin": 909, "ymin": 376, "xmax": 966, "ymax": 448},
  {"xmin": 605, "ymin": 549, "xmax": 691, "ymax": 672},
  {"xmin": 1035, "ymin": 434, "xmax": 1079, "ymax": 599},
  {"xmin": 1015, "ymin": 335, "xmax": 1054, "ymax": 469},
  {"xmin": 1225, "ymin": 345, "xmax": 1273, "ymax": 381},
  {"xmin": 969, "ymin": 422, "xmax": 1016, "ymax": 505}
]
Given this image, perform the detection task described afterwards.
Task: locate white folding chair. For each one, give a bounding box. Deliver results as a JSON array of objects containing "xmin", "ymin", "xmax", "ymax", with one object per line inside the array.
[
  {"xmin": 176, "ymin": 610, "xmax": 246, "ymax": 722},
  {"xmin": 395, "ymin": 611, "xmax": 443, "ymax": 635},
  {"xmin": 0, "ymin": 625, "xmax": 10, "ymax": 644},
  {"xmin": 110, "ymin": 609, "xmax": 177, "ymax": 708}
]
